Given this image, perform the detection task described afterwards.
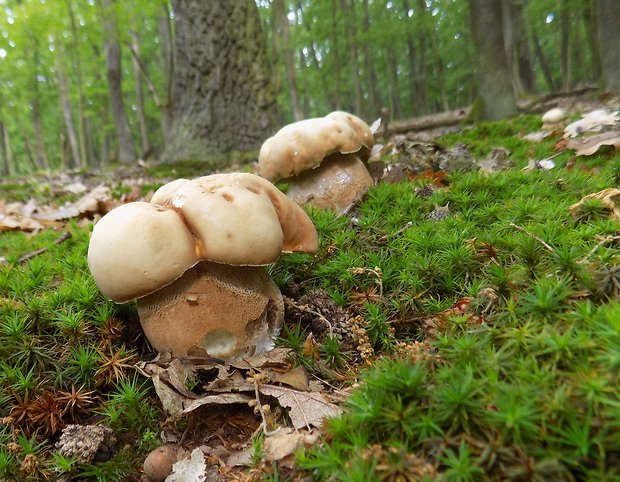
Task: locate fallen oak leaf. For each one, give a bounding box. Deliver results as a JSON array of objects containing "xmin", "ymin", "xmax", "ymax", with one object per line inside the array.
[
  {"xmin": 263, "ymin": 427, "xmax": 320, "ymax": 462},
  {"xmin": 259, "ymin": 384, "xmax": 342, "ymax": 430},
  {"xmin": 566, "ymin": 131, "xmax": 620, "ymax": 156}
]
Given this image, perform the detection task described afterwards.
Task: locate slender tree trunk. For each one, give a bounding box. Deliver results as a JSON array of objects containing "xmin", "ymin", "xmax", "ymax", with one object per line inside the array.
[
  {"xmin": 362, "ymin": 0, "xmax": 380, "ymax": 119},
  {"xmin": 31, "ymin": 96, "xmax": 48, "ymax": 170},
  {"xmin": 560, "ymin": 0, "xmax": 571, "ymax": 90},
  {"xmin": 583, "ymin": 0, "xmax": 602, "ymax": 82},
  {"xmin": 530, "ymin": 16, "xmax": 557, "ymax": 92},
  {"xmin": 159, "ymin": 3, "xmax": 174, "ymax": 143},
  {"xmin": 100, "ymin": 0, "xmax": 136, "ymax": 164},
  {"xmin": 331, "ymin": 0, "xmax": 342, "ymax": 110},
  {"xmin": 0, "ymin": 122, "xmax": 8, "ymax": 176},
  {"xmin": 2, "ymin": 121, "xmax": 13, "ymax": 174},
  {"xmin": 416, "ymin": 0, "xmax": 429, "ymax": 113},
  {"xmin": 130, "ymin": 30, "xmax": 152, "ymax": 157},
  {"xmin": 403, "ymin": 0, "xmax": 419, "ymax": 116},
  {"xmin": 512, "ymin": 0, "xmax": 536, "ymax": 93},
  {"xmin": 430, "ymin": 26, "xmax": 449, "ymax": 111},
  {"xmin": 22, "ymin": 136, "xmax": 38, "ymax": 171},
  {"xmin": 597, "ymin": 0, "xmax": 620, "ymax": 93},
  {"xmin": 387, "ymin": 49, "xmax": 404, "ymax": 119},
  {"xmin": 57, "ymin": 54, "xmax": 81, "ymax": 169},
  {"xmin": 341, "ymin": 0, "xmax": 363, "ymax": 116},
  {"xmin": 469, "ymin": 0, "xmax": 516, "ymax": 120},
  {"xmin": 274, "ymin": 0, "xmax": 303, "ymax": 120},
  {"xmin": 163, "ymin": 0, "xmax": 278, "ymax": 162},
  {"xmin": 66, "ymin": 0, "xmax": 88, "ymax": 167},
  {"xmin": 296, "ymin": 1, "xmax": 334, "ymax": 112}
]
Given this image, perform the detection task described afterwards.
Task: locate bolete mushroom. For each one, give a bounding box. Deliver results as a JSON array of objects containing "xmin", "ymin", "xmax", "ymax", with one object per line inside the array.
[
  {"xmin": 88, "ymin": 173, "xmax": 318, "ymax": 359},
  {"xmin": 257, "ymin": 111, "xmax": 375, "ymax": 214}
]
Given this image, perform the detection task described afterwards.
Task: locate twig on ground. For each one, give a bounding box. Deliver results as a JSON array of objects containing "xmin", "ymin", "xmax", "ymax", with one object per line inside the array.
[
  {"xmin": 580, "ymin": 235, "xmax": 620, "ymax": 263},
  {"xmin": 253, "ymin": 379, "xmax": 280, "ymax": 437},
  {"xmin": 509, "ymin": 223, "xmax": 555, "ymax": 253},
  {"xmin": 18, "ymin": 232, "xmax": 72, "ymax": 264}
]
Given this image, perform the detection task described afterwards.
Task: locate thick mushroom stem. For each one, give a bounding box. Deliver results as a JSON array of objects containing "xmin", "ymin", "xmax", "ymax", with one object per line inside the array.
[
  {"xmin": 285, "ymin": 152, "xmax": 374, "ymax": 215},
  {"xmin": 137, "ymin": 261, "xmax": 284, "ymax": 358}
]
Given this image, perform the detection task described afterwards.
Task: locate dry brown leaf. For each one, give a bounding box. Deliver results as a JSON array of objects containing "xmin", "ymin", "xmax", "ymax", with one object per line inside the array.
[
  {"xmin": 273, "ymin": 366, "xmax": 310, "ymax": 391},
  {"xmin": 0, "ymin": 214, "xmax": 44, "ymax": 232},
  {"xmin": 569, "ymin": 188, "xmax": 620, "ymax": 220},
  {"xmin": 263, "ymin": 428, "xmax": 320, "ymax": 462},
  {"xmin": 259, "ymin": 384, "xmax": 342, "ymax": 429},
  {"xmin": 566, "ymin": 131, "xmax": 620, "ymax": 156}
]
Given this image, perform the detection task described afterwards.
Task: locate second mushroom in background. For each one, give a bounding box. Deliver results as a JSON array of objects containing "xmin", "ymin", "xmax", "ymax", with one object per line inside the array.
[
  {"xmin": 257, "ymin": 111, "xmax": 375, "ymax": 215},
  {"xmin": 87, "ymin": 173, "xmax": 318, "ymax": 360}
]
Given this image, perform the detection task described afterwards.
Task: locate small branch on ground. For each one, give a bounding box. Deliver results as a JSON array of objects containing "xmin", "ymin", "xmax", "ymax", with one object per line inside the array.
[
  {"xmin": 18, "ymin": 232, "xmax": 72, "ymax": 264},
  {"xmin": 509, "ymin": 223, "xmax": 555, "ymax": 253},
  {"xmin": 580, "ymin": 235, "xmax": 620, "ymax": 263}
]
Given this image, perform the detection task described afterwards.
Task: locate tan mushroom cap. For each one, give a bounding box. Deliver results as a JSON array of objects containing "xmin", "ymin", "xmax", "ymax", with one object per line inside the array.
[
  {"xmin": 257, "ymin": 111, "xmax": 374, "ymax": 181},
  {"xmin": 88, "ymin": 173, "xmax": 318, "ymax": 303},
  {"xmin": 87, "ymin": 202, "xmax": 198, "ymax": 303}
]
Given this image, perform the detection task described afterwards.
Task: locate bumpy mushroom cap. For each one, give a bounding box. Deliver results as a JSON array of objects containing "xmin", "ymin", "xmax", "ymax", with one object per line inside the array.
[
  {"xmin": 87, "ymin": 202, "xmax": 198, "ymax": 302},
  {"xmin": 88, "ymin": 173, "xmax": 318, "ymax": 303},
  {"xmin": 257, "ymin": 111, "xmax": 374, "ymax": 181}
]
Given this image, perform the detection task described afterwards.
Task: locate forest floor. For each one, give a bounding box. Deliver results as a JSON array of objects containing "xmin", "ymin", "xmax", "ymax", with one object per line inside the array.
[{"xmin": 1, "ymin": 91, "xmax": 620, "ymax": 481}]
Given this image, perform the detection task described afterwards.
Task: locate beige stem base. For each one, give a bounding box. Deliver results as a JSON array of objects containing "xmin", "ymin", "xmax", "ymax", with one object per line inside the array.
[
  {"xmin": 137, "ymin": 261, "xmax": 284, "ymax": 359},
  {"xmin": 286, "ymin": 153, "xmax": 374, "ymax": 214}
]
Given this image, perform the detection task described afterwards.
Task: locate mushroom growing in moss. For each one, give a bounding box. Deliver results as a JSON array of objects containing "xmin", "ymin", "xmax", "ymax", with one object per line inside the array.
[
  {"xmin": 88, "ymin": 173, "xmax": 318, "ymax": 359},
  {"xmin": 257, "ymin": 111, "xmax": 375, "ymax": 214}
]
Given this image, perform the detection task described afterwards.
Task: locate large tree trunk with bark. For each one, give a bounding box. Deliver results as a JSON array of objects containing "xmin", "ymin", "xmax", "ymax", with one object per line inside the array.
[
  {"xmin": 583, "ymin": 0, "xmax": 602, "ymax": 82},
  {"xmin": 502, "ymin": 0, "xmax": 536, "ymax": 95},
  {"xmin": 469, "ymin": 0, "xmax": 516, "ymax": 120},
  {"xmin": 597, "ymin": 0, "xmax": 620, "ymax": 93},
  {"xmin": 100, "ymin": 0, "xmax": 136, "ymax": 164},
  {"xmin": 163, "ymin": 0, "xmax": 277, "ymax": 162}
]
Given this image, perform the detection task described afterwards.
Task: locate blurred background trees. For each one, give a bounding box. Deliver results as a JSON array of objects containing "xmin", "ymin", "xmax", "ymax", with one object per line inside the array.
[{"xmin": 0, "ymin": 0, "xmax": 617, "ymax": 171}]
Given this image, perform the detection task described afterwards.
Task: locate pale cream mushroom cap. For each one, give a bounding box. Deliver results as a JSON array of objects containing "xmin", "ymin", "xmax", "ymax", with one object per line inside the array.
[
  {"xmin": 87, "ymin": 202, "xmax": 198, "ymax": 303},
  {"xmin": 153, "ymin": 173, "xmax": 318, "ymax": 262},
  {"xmin": 257, "ymin": 111, "xmax": 374, "ymax": 181},
  {"xmin": 89, "ymin": 173, "xmax": 318, "ymax": 303}
]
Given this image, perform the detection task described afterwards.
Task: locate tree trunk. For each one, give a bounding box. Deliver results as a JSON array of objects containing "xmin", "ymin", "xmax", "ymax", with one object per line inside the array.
[
  {"xmin": 341, "ymin": 0, "xmax": 363, "ymax": 116},
  {"xmin": 469, "ymin": 0, "xmax": 516, "ymax": 120},
  {"xmin": 560, "ymin": 0, "xmax": 571, "ymax": 90},
  {"xmin": 130, "ymin": 30, "xmax": 152, "ymax": 157},
  {"xmin": 430, "ymin": 24, "xmax": 449, "ymax": 111},
  {"xmin": 31, "ymin": 96, "xmax": 49, "ymax": 170},
  {"xmin": 159, "ymin": 3, "xmax": 174, "ymax": 143},
  {"xmin": 0, "ymin": 122, "xmax": 8, "ymax": 176},
  {"xmin": 597, "ymin": 0, "xmax": 620, "ymax": 93},
  {"xmin": 511, "ymin": 0, "xmax": 536, "ymax": 93},
  {"xmin": 57, "ymin": 54, "xmax": 81, "ymax": 169},
  {"xmin": 583, "ymin": 0, "xmax": 602, "ymax": 82},
  {"xmin": 331, "ymin": 0, "xmax": 342, "ymax": 110},
  {"xmin": 273, "ymin": 0, "xmax": 303, "ymax": 121},
  {"xmin": 22, "ymin": 136, "xmax": 39, "ymax": 171},
  {"xmin": 403, "ymin": 0, "xmax": 419, "ymax": 116},
  {"xmin": 66, "ymin": 0, "xmax": 88, "ymax": 167},
  {"xmin": 387, "ymin": 49, "xmax": 404, "ymax": 119},
  {"xmin": 530, "ymin": 14, "xmax": 557, "ymax": 92},
  {"xmin": 416, "ymin": 0, "xmax": 429, "ymax": 113},
  {"xmin": 100, "ymin": 0, "xmax": 136, "ymax": 164},
  {"xmin": 362, "ymin": 0, "xmax": 380, "ymax": 119},
  {"xmin": 163, "ymin": 0, "xmax": 278, "ymax": 162}
]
